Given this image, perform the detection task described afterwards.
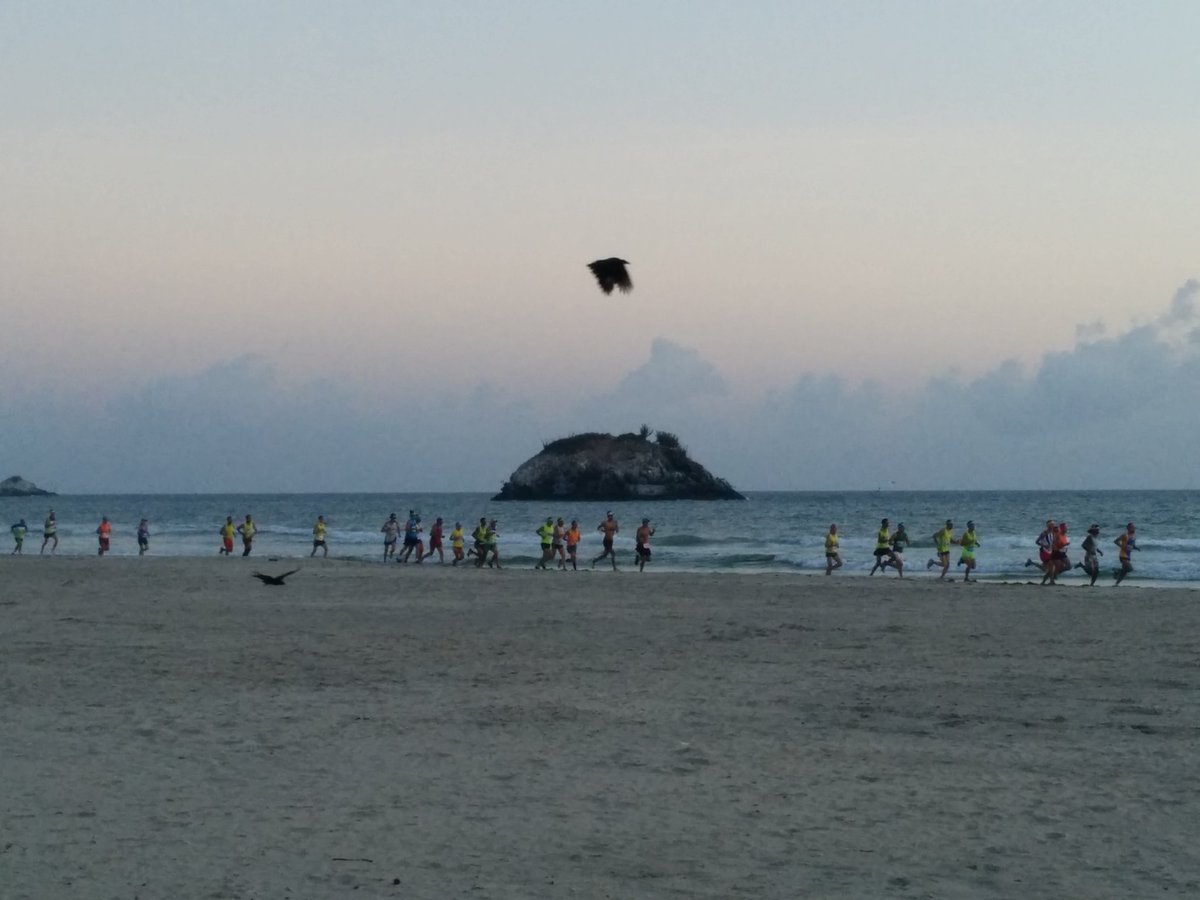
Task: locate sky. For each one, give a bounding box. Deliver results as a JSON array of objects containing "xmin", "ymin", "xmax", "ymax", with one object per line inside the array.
[{"xmin": 2, "ymin": 1, "xmax": 1198, "ymax": 492}]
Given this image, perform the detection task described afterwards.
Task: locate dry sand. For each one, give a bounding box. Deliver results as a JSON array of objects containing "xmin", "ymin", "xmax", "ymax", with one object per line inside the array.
[{"xmin": 2, "ymin": 557, "xmax": 1199, "ymax": 899}]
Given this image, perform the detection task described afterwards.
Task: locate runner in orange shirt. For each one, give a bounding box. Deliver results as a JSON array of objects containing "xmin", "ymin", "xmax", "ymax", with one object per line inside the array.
[
  {"xmin": 563, "ymin": 520, "xmax": 581, "ymax": 571},
  {"xmin": 96, "ymin": 517, "xmax": 112, "ymax": 556}
]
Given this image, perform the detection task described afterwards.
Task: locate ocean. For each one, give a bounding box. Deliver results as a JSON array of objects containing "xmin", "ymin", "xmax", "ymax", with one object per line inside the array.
[{"xmin": 3, "ymin": 491, "xmax": 1198, "ymax": 586}]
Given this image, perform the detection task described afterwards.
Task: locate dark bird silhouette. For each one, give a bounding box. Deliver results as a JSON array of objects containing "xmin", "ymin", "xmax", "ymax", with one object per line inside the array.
[
  {"xmin": 251, "ymin": 569, "xmax": 299, "ymax": 586},
  {"xmin": 587, "ymin": 258, "xmax": 632, "ymax": 295}
]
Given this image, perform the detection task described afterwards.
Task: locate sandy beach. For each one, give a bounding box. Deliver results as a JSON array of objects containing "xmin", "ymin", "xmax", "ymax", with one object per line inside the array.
[{"xmin": 2, "ymin": 558, "xmax": 1199, "ymax": 898}]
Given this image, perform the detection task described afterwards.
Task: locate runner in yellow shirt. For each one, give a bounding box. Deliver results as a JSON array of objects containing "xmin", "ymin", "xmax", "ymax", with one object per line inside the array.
[
  {"xmin": 40, "ymin": 509, "xmax": 57, "ymax": 555},
  {"xmin": 534, "ymin": 517, "xmax": 555, "ymax": 570},
  {"xmin": 471, "ymin": 518, "xmax": 490, "ymax": 567},
  {"xmin": 237, "ymin": 515, "xmax": 256, "ymax": 558},
  {"xmin": 11, "ymin": 519, "xmax": 28, "ymax": 555},
  {"xmin": 219, "ymin": 517, "xmax": 235, "ymax": 555},
  {"xmin": 311, "ymin": 515, "xmax": 328, "ymax": 557},
  {"xmin": 868, "ymin": 518, "xmax": 902, "ymax": 577},
  {"xmin": 957, "ymin": 521, "xmax": 979, "ymax": 583},
  {"xmin": 926, "ymin": 519, "xmax": 956, "ymax": 580},
  {"xmin": 824, "ymin": 524, "xmax": 842, "ymax": 575},
  {"xmin": 449, "ymin": 522, "xmax": 465, "ymax": 565}
]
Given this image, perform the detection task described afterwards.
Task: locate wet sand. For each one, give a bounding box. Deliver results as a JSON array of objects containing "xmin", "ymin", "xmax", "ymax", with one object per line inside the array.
[{"xmin": 2, "ymin": 558, "xmax": 1199, "ymax": 898}]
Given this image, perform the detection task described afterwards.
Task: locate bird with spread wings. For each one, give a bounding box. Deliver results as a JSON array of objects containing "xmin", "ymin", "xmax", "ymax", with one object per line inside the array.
[
  {"xmin": 587, "ymin": 258, "xmax": 632, "ymax": 295},
  {"xmin": 251, "ymin": 570, "xmax": 299, "ymax": 586}
]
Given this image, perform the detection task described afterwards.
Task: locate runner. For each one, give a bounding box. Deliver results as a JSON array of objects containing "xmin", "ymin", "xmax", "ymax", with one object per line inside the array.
[
  {"xmin": 40, "ymin": 509, "xmax": 57, "ymax": 555},
  {"xmin": 869, "ymin": 518, "xmax": 902, "ymax": 577},
  {"xmin": 11, "ymin": 519, "xmax": 28, "ymax": 555},
  {"xmin": 592, "ymin": 511, "xmax": 620, "ymax": 570},
  {"xmin": 483, "ymin": 519, "xmax": 501, "ymax": 569},
  {"xmin": 381, "ymin": 513, "xmax": 401, "ymax": 562},
  {"xmin": 471, "ymin": 517, "xmax": 489, "ymax": 566},
  {"xmin": 635, "ymin": 518, "xmax": 655, "ymax": 572},
  {"xmin": 534, "ymin": 517, "xmax": 555, "ymax": 569},
  {"xmin": 1042, "ymin": 522, "xmax": 1070, "ymax": 585},
  {"xmin": 311, "ymin": 515, "xmax": 328, "ymax": 557},
  {"xmin": 552, "ymin": 517, "xmax": 567, "ymax": 568},
  {"xmin": 237, "ymin": 515, "xmax": 256, "ymax": 557},
  {"xmin": 97, "ymin": 516, "xmax": 112, "ymax": 556},
  {"xmin": 882, "ymin": 523, "xmax": 910, "ymax": 572},
  {"xmin": 926, "ymin": 519, "xmax": 955, "ymax": 580},
  {"xmin": 958, "ymin": 520, "xmax": 979, "ymax": 583},
  {"xmin": 449, "ymin": 521, "xmax": 465, "ymax": 565},
  {"xmin": 563, "ymin": 519, "xmax": 581, "ymax": 571},
  {"xmin": 399, "ymin": 512, "xmax": 423, "ymax": 563},
  {"xmin": 219, "ymin": 516, "xmax": 236, "ymax": 556},
  {"xmin": 425, "ymin": 517, "xmax": 445, "ymax": 563},
  {"xmin": 1025, "ymin": 520, "xmax": 1055, "ymax": 572},
  {"xmin": 137, "ymin": 518, "xmax": 150, "ymax": 556},
  {"xmin": 1075, "ymin": 524, "xmax": 1103, "ymax": 586},
  {"xmin": 1113, "ymin": 522, "xmax": 1139, "ymax": 585},
  {"xmin": 824, "ymin": 524, "xmax": 842, "ymax": 575}
]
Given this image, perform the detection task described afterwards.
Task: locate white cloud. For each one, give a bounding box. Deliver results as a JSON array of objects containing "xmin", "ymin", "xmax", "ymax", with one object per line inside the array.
[
  {"xmin": 3, "ymin": 283, "xmax": 1198, "ymax": 492},
  {"xmin": 1161, "ymin": 278, "xmax": 1199, "ymax": 326}
]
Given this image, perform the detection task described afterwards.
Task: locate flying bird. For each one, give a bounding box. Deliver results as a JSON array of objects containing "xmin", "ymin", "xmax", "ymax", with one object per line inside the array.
[
  {"xmin": 251, "ymin": 570, "xmax": 299, "ymax": 586},
  {"xmin": 587, "ymin": 258, "xmax": 632, "ymax": 295}
]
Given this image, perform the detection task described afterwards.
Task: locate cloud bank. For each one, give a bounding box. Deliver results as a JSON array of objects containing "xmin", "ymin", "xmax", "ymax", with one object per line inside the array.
[{"xmin": 3, "ymin": 283, "xmax": 1198, "ymax": 493}]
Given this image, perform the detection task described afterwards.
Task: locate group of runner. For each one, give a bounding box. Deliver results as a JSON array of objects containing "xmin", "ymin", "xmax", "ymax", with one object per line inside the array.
[
  {"xmin": 10, "ymin": 507, "xmax": 1142, "ymax": 583},
  {"xmin": 379, "ymin": 511, "xmax": 493, "ymax": 567},
  {"xmin": 375, "ymin": 509, "xmax": 655, "ymax": 572},
  {"xmin": 824, "ymin": 518, "xmax": 980, "ymax": 582},
  {"xmin": 8, "ymin": 506, "xmax": 655, "ymax": 568},
  {"xmin": 8, "ymin": 509, "xmax": 152, "ymax": 557},
  {"xmin": 9, "ymin": 509, "xmax": 59, "ymax": 556},
  {"xmin": 823, "ymin": 517, "xmax": 1140, "ymax": 584},
  {"xmin": 1024, "ymin": 520, "xmax": 1139, "ymax": 586},
  {"xmin": 217, "ymin": 515, "xmax": 258, "ymax": 557}
]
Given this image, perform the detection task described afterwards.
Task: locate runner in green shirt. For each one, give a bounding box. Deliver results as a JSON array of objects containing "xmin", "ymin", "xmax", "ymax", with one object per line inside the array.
[{"xmin": 926, "ymin": 519, "xmax": 956, "ymax": 580}]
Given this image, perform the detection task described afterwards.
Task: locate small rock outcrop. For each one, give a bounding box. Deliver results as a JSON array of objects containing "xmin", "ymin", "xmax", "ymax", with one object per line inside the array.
[
  {"xmin": 0, "ymin": 476, "xmax": 55, "ymax": 497},
  {"xmin": 493, "ymin": 431, "xmax": 744, "ymax": 501}
]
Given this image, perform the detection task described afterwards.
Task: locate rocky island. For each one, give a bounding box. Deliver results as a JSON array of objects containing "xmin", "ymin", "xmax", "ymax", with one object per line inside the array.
[
  {"xmin": 0, "ymin": 476, "xmax": 55, "ymax": 497},
  {"xmin": 493, "ymin": 429, "xmax": 744, "ymax": 501}
]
